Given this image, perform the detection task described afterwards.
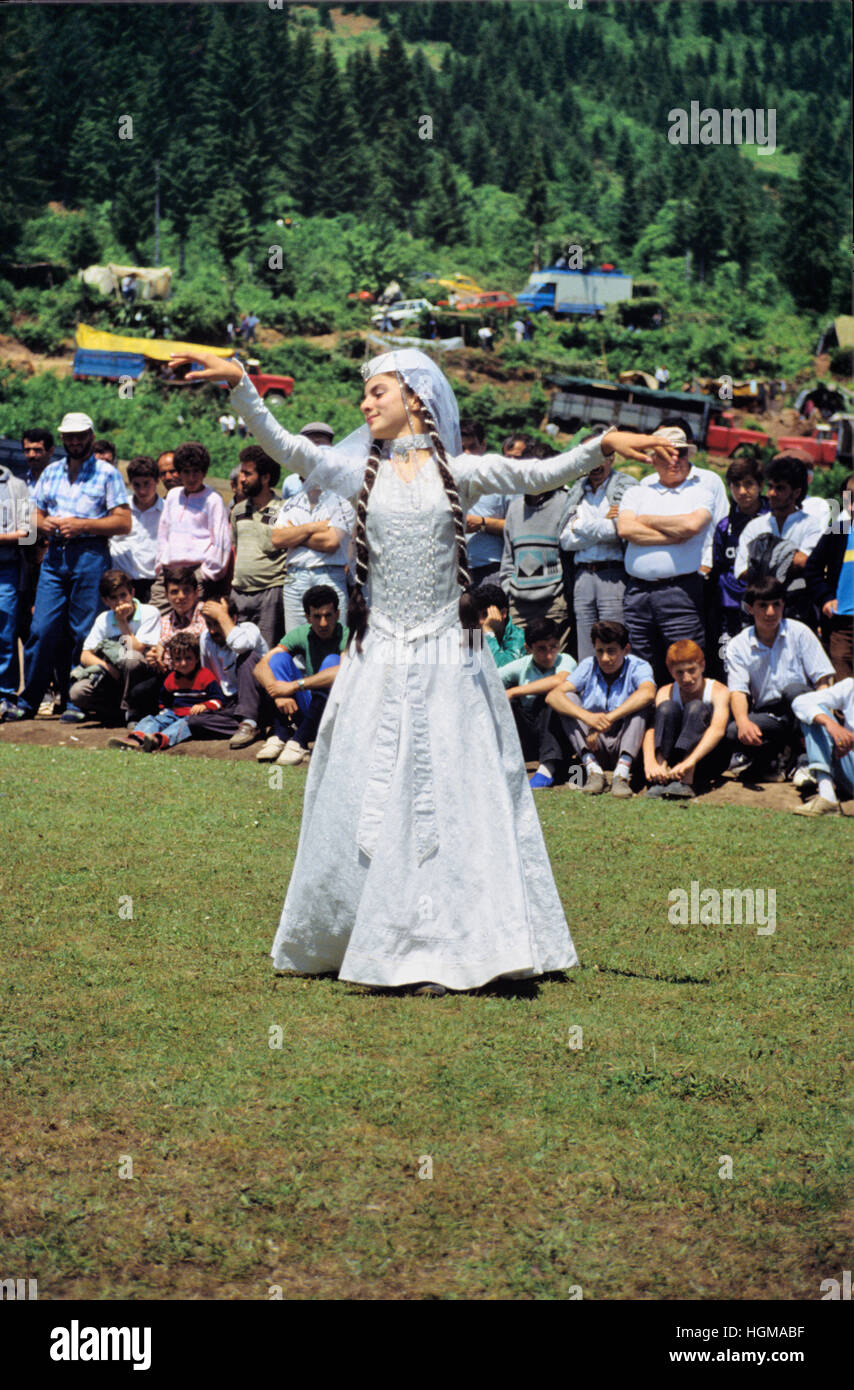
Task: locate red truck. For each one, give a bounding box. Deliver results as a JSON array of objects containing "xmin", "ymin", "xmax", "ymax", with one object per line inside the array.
[
  {"xmin": 705, "ymin": 412, "xmax": 771, "ymax": 457},
  {"xmin": 73, "ymin": 349, "xmax": 295, "ymax": 404}
]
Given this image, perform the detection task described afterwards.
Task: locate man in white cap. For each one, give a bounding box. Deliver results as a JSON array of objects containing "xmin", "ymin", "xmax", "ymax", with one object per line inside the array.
[
  {"xmin": 280, "ymin": 423, "xmax": 335, "ymax": 499},
  {"xmin": 618, "ymin": 423, "xmax": 718, "ymax": 682},
  {"xmin": 3, "ymin": 412, "xmax": 131, "ymax": 721}
]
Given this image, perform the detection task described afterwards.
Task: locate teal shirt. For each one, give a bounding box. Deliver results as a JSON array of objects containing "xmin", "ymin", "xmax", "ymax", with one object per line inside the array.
[
  {"xmin": 499, "ymin": 652, "xmax": 577, "ymax": 709},
  {"xmin": 485, "ymin": 614, "xmax": 527, "ymax": 668},
  {"xmin": 278, "ymin": 621, "xmax": 349, "ymax": 675}
]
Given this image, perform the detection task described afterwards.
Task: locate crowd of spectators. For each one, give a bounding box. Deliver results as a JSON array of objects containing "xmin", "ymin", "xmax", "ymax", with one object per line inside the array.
[{"xmin": 0, "ymin": 410, "xmax": 851, "ymax": 815}]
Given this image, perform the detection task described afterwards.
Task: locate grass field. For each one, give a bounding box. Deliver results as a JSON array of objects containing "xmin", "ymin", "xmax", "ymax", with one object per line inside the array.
[{"xmin": 1, "ymin": 743, "xmax": 850, "ymax": 1300}]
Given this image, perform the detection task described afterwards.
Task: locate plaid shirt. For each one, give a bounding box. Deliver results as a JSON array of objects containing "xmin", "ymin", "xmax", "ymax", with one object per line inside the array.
[
  {"xmin": 159, "ymin": 603, "xmax": 207, "ymax": 669},
  {"xmin": 31, "ymin": 454, "xmax": 128, "ymax": 520}
]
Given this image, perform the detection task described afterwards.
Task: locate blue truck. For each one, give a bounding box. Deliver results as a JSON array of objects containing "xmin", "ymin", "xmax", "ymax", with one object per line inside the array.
[{"xmin": 516, "ymin": 266, "xmax": 633, "ymax": 317}]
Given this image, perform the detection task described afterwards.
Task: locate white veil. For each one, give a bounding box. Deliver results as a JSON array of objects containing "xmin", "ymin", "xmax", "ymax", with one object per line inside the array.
[{"xmin": 333, "ymin": 348, "xmax": 462, "ymax": 463}]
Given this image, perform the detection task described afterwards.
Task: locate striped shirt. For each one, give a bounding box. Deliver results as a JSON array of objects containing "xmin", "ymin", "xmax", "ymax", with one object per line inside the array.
[
  {"xmin": 160, "ymin": 667, "xmax": 223, "ymax": 714},
  {"xmin": 31, "ymin": 454, "xmax": 128, "ymax": 520}
]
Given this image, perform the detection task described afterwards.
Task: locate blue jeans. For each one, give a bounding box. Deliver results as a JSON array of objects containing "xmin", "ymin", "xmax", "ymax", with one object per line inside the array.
[
  {"xmin": 268, "ymin": 648, "xmax": 340, "ymax": 746},
  {"xmin": 0, "ymin": 555, "xmax": 20, "ymax": 700},
  {"xmin": 801, "ymin": 721, "xmax": 854, "ymax": 797},
  {"xmin": 19, "ymin": 538, "xmax": 109, "ymax": 712},
  {"xmin": 134, "ymin": 708, "xmax": 191, "ymax": 747}
]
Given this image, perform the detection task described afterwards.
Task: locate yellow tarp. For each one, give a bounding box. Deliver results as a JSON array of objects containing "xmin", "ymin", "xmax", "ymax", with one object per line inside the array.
[
  {"xmin": 834, "ymin": 316, "xmax": 854, "ymax": 350},
  {"xmin": 75, "ymin": 323, "xmax": 234, "ymax": 364}
]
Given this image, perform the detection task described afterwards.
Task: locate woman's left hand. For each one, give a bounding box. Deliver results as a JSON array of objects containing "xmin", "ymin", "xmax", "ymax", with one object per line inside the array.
[{"xmin": 602, "ymin": 432, "xmax": 679, "ymax": 465}]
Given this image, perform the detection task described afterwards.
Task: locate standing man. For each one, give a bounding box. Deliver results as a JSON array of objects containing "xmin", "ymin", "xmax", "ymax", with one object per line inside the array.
[
  {"xmin": 230, "ymin": 445, "xmax": 287, "ymax": 649},
  {"xmin": 0, "ymin": 461, "xmax": 32, "ymax": 717},
  {"xmin": 156, "ymin": 451, "xmax": 181, "ymax": 493},
  {"xmin": 19, "ymin": 429, "xmax": 55, "ymax": 660},
  {"xmin": 559, "ymin": 447, "xmax": 635, "ymax": 662},
  {"xmin": 499, "ymin": 480, "xmax": 574, "ymax": 653},
  {"xmin": 461, "ymin": 418, "xmax": 508, "ymax": 587},
  {"xmin": 805, "ymin": 471, "xmax": 854, "ymax": 680},
  {"xmin": 109, "ymin": 456, "xmax": 163, "ymax": 604},
  {"xmin": 733, "ymin": 453, "xmax": 826, "ymax": 627},
  {"xmin": 6, "ymin": 412, "xmax": 131, "ymax": 720},
  {"xmin": 272, "ymin": 479, "xmax": 353, "ymax": 633},
  {"xmin": 281, "ymin": 422, "xmax": 334, "ymax": 500},
  {"xmin": 618, "ymin": 433, "xmax": 715, "ymax": 682},
  {"xmin": 21, "ymin": 428, "xmax": 54, "ymax": 486}
]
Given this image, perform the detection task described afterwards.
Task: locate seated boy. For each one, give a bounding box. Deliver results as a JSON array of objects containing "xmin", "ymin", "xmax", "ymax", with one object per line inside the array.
[
  {"xmin": 725, "ymin": 576, "xmax": 834, "ymax": 781},
  {"xmin": 108, "ymin": 632, "xmax": 223, "ymax": 751},
  {"xmin": 545, "ymin": 620, "xmax": 656, "ymax": 797},
  {"xmin": 499, "ymin": 617, "xmax": 578, "ymax": 789},
  {"xmin": 66, "ymin": 569, "xmax": 162, "ymax": 725},
  {"xmin": 145, "ymin": 564, "xmax": 206, "ymax": 674},
  {"xmin": 643, "ymin": 640, "xmax": 730, "ymax": 799},
  {"xmin": 791, "ymin": 677, "xmax": 854, "ymax": 816},
  {"xmin": 189, "ymin": 595, "xmax": 268, "ymax": 747},
  {"xmin": 253, "ymin": 584, "xmax": 349, "ymax": 766},
  {"xmin": 473, "ymin": 581, "xmax": 527, "ymax": 667}
]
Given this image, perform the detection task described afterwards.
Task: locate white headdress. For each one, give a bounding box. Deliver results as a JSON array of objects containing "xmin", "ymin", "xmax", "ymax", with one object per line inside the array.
[{"xmin": 334, "ymin": 348, "xmax": 461, "ymax": 461}]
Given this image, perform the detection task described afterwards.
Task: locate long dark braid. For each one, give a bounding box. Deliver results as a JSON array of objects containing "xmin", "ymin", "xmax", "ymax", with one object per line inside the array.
[
  {"xmin": 346, "ymin": 436, "xmax": 383, "ymax": 652},
  {"xmin": 346, "ymin": 397, "xmax": 478, "ymax": 653},
  {"xmin": 420, "ymin": 403, "xmax": 479, "ymax": 635}
]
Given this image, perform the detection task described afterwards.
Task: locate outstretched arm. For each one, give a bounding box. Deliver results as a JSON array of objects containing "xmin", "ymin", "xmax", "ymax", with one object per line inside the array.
[
  {"xmin": 171, "ymin": 351, "xmax": 335, "ymax": 485},
  {"xmin": 455, "ymin": 432, "xmax": 677, "ymax": 504}
]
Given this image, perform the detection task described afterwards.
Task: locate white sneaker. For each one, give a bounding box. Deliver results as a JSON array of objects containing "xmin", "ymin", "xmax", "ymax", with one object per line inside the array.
[
  {"xmin": 792, "ymin": 765, "xmax": 817, "ymax": 792},
  {"xmin": 256, "ymin": 735, "xmax": 286, "ymax": 762},
  {"xmin": 275, "ymin": 739, "xmax": 310, "ymax": 766}
]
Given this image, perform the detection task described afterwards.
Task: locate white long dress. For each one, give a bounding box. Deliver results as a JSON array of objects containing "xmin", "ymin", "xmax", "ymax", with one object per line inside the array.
[{"xmin": 231, "ymin": 376, "xmax": 611, "ymax": 989}]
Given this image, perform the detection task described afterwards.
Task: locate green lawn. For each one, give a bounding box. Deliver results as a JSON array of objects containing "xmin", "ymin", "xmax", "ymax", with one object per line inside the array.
[{"xmin": 1, "ymin": 744, "xmax": 850, "ymax": 1299}]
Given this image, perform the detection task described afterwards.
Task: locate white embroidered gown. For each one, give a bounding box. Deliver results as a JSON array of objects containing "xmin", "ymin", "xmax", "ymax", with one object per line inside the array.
[{"xmin": 231, "ymin": 376, "xmax": 610, "ymax": 989}]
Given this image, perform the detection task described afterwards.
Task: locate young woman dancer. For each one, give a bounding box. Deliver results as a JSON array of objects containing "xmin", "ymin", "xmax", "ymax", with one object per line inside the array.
[{"xmin": 176, "ymin": 347, "xmax": 675, "ymax": 994}]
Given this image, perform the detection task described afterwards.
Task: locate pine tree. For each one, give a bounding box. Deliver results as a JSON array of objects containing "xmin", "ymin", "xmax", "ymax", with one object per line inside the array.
[
  {"xmin": 308, "ymin": 44, "xmax": 366, "ymax": 217},
  {"xmin": 780, "ymin": 145, "xmax": 843, "ymax": 312},
  {"xmin": 0, "ymin": 9, "xmax": 50, "ymax": 249},
  {"xmin": 210, "ymin": 177, "xmax": 250, "ymax": 283}
]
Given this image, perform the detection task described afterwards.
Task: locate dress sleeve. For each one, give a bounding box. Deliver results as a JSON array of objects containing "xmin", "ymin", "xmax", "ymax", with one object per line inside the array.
[
  {"xmin": 230, "ymin": 374, "xmax": 365, "ymax": 503},
  {"xmin": 452, "ymin": 430, "xmax": 615, "ymax": 505}
]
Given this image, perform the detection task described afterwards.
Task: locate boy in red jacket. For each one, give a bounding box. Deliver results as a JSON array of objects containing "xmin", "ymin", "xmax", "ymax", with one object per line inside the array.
[{"xmin": 107, "ymin": 631, "xmax": 223, "ymax": 751}]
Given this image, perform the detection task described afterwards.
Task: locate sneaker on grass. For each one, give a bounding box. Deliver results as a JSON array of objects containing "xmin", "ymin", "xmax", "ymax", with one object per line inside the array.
[
  {"xmin": 793, "ymin": 795, "xmax": 841, "ymax": 817},
  {"xmin": 59, "ymin": 705, "xmax": 86, "ymax": 723},
  {"xmin": 256, "ymin": 735, "xmax": 287, "ymax": 762},
  {"xmin": 275, "ymin": 739, "xmax": 310, "ymax": 766}
]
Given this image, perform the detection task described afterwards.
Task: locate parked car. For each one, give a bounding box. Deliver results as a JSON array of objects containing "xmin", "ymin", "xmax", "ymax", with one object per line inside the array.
[
  {"xmin": 455, "ymin": 291, "xmax": 517, "ymax": 311},
  {"xmin": 370, "ymin": 298, "xmax": 433, "ymax": 328},
  {"xmin": 438, "ymin": 273, "xmax": 484, "ymax": 295}
]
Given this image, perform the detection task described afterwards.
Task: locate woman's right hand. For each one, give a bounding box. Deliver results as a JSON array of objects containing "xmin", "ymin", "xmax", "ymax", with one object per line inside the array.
[{"xmin": 169, "ymin": 349, "xmax": 245, "ymax": 388}]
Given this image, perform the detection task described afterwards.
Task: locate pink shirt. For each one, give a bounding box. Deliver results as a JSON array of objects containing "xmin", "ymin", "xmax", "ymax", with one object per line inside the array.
[{"xmin": 156, "ymin": 485, "xmax": 231, "ymax": 579}]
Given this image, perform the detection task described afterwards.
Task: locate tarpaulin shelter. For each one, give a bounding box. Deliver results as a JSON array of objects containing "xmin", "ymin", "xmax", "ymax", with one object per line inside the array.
[{"xmin": 77, "ymin": 264, "xmax": 173, "ymax": 300}]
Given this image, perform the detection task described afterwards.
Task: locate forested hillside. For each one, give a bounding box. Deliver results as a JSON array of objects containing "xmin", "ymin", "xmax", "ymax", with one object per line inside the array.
[{"xmin": 0, "ymin": 0, "xmax": 851, "ymax": 466}]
